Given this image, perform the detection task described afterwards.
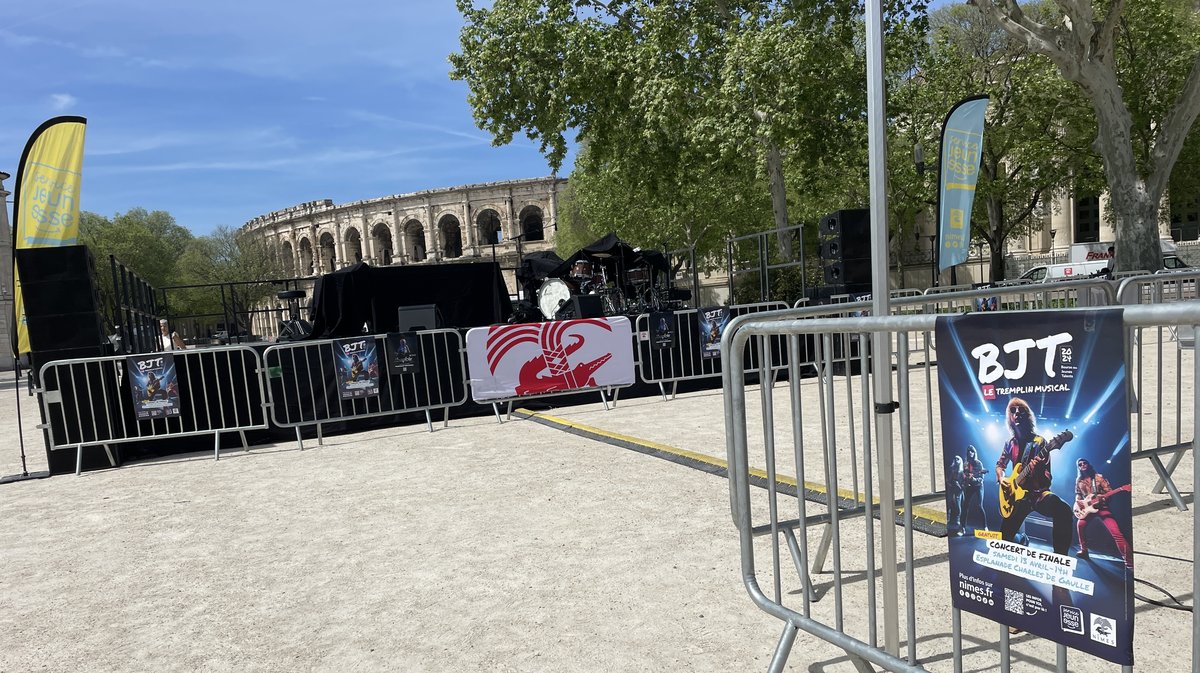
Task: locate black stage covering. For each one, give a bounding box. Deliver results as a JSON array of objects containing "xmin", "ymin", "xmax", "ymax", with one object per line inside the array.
[
  {"xmin": 516, "ymin": 250, "xmax": 565, "ymax": 299},
  {"xmin": 308, "ymin": 262, "xmax": 513, "ymax": 338}
]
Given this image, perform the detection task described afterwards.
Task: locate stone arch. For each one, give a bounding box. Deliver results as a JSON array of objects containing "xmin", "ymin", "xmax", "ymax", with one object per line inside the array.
[
  {"xmin": 476, "ymin": 208, "xmax": 503, "ymax": 245},
  {"xmin": 439, "ymin": 214, "xmax": 463, "ymax": 259},
  {"xmin": 371, "ymin": 222, "xmax": 394, "ymax": 265},
  {"xmin": 318, "ymin": 231, "xmax": 336, "ymax": 271},
  {"xmin": 280, "ymin": 240, "xmax": 296, "ymax": 276},
  {"xmin": 345, "ymin": 226, "xmax": 363, "ymax": 263},
  {"xmin": 298, "ymin": 237, "xmax": 314, "ymax": 276},
  {"xmin": 404, "ymin": 219, "xmax": 427, "ymax": 262},
  {"xmin": 519, "ymin": 205, "xmax": 545, "ymax": 242}
]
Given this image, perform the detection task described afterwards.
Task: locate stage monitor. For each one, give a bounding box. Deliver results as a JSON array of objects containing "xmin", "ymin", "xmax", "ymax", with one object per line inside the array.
[{"xmin": 397, "ymin": 304, "xmax": 442, "ymax": 332}]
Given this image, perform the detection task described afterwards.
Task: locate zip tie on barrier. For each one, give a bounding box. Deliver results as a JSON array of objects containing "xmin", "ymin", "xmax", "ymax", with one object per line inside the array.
[{"xmin": 874, "ymin": 401, "xmax": 899, "ymax": 414}]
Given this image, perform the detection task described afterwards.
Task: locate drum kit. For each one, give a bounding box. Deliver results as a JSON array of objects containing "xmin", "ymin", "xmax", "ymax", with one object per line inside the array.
[{"xmin": 535, "ymin": 253, "xmax": 680, "ymax": 320}]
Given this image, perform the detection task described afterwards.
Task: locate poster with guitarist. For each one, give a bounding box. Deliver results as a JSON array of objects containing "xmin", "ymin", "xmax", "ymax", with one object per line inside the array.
[{"xmin": 936, "ymin": 308, "xmax": 1133, "ymax": 665}]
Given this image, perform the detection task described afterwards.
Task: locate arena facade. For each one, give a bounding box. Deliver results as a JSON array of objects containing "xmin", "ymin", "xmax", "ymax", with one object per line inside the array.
[{"xmin": 241, "ymin": 176, "xmax": 567, "ymax": 287}]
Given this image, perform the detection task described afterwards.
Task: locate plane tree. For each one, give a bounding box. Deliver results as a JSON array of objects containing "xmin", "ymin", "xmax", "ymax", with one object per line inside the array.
[
  {"xmin": 450, "ymin": 0, "xmax": 930, "ymax": 268},
  {"xmin": 970, "ymin": 0, "xmax": 1200, "ymax": 272},
  {"xmin": 893, "ymin": 2, "xmax": 1100, "ymax": 280}
]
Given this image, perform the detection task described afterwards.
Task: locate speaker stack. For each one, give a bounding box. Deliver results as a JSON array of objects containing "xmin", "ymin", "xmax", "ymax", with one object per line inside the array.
[
  {"xmin": 14, "ymin": 245, "xmax": 109, "ymax": 373},
  {"xmin": 815, "ymin": 209, "xmax": 872, "ymax": 301},
  {"xmin": 14, "ymin": 245, "xmax": 120, "ymax": 474}
]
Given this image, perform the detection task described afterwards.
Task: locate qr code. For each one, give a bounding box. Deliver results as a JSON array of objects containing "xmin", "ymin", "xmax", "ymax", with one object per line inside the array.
[{"xmin": 1004, "ymin": 588, "xmax": 1024, "ymax": 614}]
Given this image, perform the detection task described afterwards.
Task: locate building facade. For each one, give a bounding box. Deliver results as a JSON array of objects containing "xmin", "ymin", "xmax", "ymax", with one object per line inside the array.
[
  {"xmin": 894, "ymin": 189, "xmax": 1191, "ymax": 288},
  {"xmin": 242, "ymin": 176, "xmax": 567, "ymax": 282}
]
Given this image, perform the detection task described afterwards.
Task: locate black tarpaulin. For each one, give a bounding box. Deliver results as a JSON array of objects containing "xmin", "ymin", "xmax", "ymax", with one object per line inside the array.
[{"xmin": 307, "ymin": 262, "xmax": 512, "ymax": 338}]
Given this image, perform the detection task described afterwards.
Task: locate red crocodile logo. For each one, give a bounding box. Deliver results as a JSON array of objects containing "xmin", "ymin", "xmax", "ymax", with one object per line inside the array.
[{"xmin": 485, "ymin": 319, "xmax": 614, "ymax": 396}]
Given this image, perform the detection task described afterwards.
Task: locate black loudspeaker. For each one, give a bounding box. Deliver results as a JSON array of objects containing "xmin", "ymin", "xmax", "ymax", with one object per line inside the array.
[
  {"xmin": 818, "ymin": 209, "xmax": 872, "ymax": 288},
  {"xmin": 571, "ymin": 294, "xmax": 605, "ymax": 319},
  {"xmin": 823, "ymin": 259, "xmax": 873, "ymax": 286},
  {"xmin": 397, "ymin": 304, "xmax": 443, "ymax": 332},
  {"xmin": 819, "ymin": 208, "xmax": 872, "ymax": 259},
  {"xmin": 16, "ymin": 246, "xmax": 107, "ymax": 355},
  {"xmin": 15, "ymin": 245, "xmax": 97, "ymax": 281}
]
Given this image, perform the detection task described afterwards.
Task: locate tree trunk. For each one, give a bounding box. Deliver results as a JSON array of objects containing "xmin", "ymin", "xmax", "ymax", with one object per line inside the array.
[
  {"xmin": 1080, "ymin": 62, "xmax": 1163, "ymax": 273},
  {"xmin": 985, "ymin": 192, "xmax": 1006, "ymax": 281},
  {"xmin": 990, "ymin": 245, "xmax": 1005, "ymax": 282},
  {"xmin": 765, "ymin": 144, "xmax": 793, "ymax": 262}
]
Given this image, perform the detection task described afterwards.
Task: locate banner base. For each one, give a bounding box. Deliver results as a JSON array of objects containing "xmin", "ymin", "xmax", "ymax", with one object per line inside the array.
[{"xmin": 0, "ymin": 470, "xmax": 51, "ymax": 485}]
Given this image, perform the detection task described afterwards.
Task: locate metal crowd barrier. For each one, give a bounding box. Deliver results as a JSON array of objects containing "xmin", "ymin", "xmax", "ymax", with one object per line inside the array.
[
  {"xmin": 262, "ymin": 329, "xmax": 468, "ymax": 449},
  {"xmin": 721, "ymin": 303, "xmax": 1199, "ymax": 673},
  {"xmin": 1116, "ymin": 271, "xmax": 1200, "ymax": 511},
  {"xmin": 634, "ymin": 301, "xmax": 789, "ymax": 400},
  {"xmin": 37, "ymin": 346, "xmax": 269, "ymax": 474}
]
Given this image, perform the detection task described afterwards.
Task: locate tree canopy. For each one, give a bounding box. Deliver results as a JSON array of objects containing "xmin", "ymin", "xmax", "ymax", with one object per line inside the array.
[
  {"xmin": 894, "ymin": 2, "xmax": 1100, "ymax": 279},
  {"xmin": 79, "ymin": 210, "xmax": 284, "ymax": 334},
  {"xmin": 454, "ymin": 0, "xmax": 1200, "ymax": 281},
  {"xmin": 451, "ymin": 0, "xmax": 930, "ymax": 268},
  {"xmin": 970, "ymin": 0, "xmax": 1200, "ymax": 272}
]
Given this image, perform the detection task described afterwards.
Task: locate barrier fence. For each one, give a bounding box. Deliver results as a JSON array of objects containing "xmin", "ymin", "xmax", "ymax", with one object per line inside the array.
[
  {"xmin": 28, "ymin": 274, "xmax": 1186, "ymax": 482},
  {"xmin": 1116, "ymin": 271, "xmax": 1200, "ymax": 511},
  {"xmin": 37, "ymin": 346, "xmax": 269, "ymax": 474},
  {"xmin": 635, "ymin": 301, "xmax": 790, "ymax": 400},
  {"xmin": 262, "ymin": 329, "xmax": 468, "ymax": 449},
  {"xmin": 721, "ymin": 303, "xmax": 1198, "ymax": 673}
]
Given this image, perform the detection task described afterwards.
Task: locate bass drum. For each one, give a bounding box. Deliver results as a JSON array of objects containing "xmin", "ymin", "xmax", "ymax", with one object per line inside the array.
[{"xmin": 537, "ymin": 278, "xmax": 575, "ymax": 320}]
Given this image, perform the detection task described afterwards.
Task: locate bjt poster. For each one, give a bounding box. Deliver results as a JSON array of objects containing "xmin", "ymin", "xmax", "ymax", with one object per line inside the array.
[
  {"xmin": 697, "ymin": 306, "xmax": 731, "ymax": 360},
  {"xmin": 937, "ymin": 309, "xmax": 1133, "ymax": 664},
  {"xmin": 127, "ymin": 353, "xmax": 181, "ymax": 419},
  {"xmin": 386, "ymin": 332, "xmax": 422, "ymax": 375},
  {"xmin": 649, "ymin": 311, "xmax": 676, "ymax": 349},
  {"xmin": 334, "ymin": 337, "xmax": 380, "ymax": 399}
]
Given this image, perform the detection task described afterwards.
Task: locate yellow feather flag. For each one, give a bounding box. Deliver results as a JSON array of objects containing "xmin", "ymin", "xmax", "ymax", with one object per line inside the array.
[{"xmin": 11, "ymin": 116, "xmax": 87, "ymax": 355}]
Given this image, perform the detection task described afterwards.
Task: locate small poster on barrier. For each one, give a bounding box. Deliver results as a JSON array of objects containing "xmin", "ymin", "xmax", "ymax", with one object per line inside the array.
[
  {"xmin": 974, "ymin": 296, "xmax": 999, "ymax": 312},
  {"xmin": 937, "ymin": 309, "xmax": 1133, "ymax": 665},
  {"xmin": 334, "ymin": 337, "xmax": 380, "ymax": 399},
  {"xmin": 386, "ymin": 332, "xmax": 422, "ymax": 375},
  {"xmin": 697, "ymin": 306, "xmax": 731, "ymax": 359},
  {"xmin": 127, "ymin": 353, "xmax": 181, "ymax": 420},
  {"xmin": 649, "ymin": 311, "xmax": 676, "ymax": 349}
]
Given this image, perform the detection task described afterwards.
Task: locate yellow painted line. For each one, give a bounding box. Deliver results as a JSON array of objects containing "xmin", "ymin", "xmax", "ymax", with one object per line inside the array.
[{"xmin": 516, "ymin": 408, "xmax": 947, "ymax": 524}]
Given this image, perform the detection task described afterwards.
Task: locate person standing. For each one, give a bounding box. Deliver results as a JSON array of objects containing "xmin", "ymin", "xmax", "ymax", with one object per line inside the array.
[
  {"xmin": 1074, "ymin": 458, "xmax": 1133, "ymax": 568},
  {"xmin": 159, "ymin": 319, "xmax": 187, "ymax": 351},
  {"xmin": 995, "ymin": 397, "xmax": 1074, "ymax": 555},
  {"xmin": 947, "ymin": 456, "xmax": 964, "ymax": 536},
  {"xmin": 962, "ymin": 445, "xmax": 988, "ymax": 533}
]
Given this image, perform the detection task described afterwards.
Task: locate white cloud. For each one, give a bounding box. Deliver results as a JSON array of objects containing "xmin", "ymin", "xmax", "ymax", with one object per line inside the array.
[{"xmin": 49, "ymin": 93, "xmax": 77, "ymax": 110}]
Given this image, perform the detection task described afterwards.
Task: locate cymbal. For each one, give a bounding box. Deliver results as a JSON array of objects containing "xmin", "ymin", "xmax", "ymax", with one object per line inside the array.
[{"xmin": 591, "ymin": 252, "xmax": 612, "ymax": 258}]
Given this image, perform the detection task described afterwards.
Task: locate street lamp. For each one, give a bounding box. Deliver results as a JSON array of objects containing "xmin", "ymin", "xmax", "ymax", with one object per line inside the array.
[
  {"xmin": 1050, "ymin": 229, "xmax": 1058, "ymax": 264},
  {"xmin": 975, "ymin": 242, "xmax": 986, "ymax": 282}
]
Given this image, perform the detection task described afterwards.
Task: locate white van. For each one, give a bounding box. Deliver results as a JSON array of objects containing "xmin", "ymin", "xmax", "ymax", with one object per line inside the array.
[
  {"xmin": 1019, "ymin": 260, "xmax": 1110, "ymax": 283},
  {"xmin": 1068, "ymin": 239, "xmax": 1188, "ymax": 270}
]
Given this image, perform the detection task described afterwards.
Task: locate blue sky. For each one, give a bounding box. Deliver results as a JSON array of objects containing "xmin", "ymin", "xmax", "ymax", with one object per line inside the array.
[{"xmin": 2, "ymin": 1, "xmax": 569, "ymax": 235}]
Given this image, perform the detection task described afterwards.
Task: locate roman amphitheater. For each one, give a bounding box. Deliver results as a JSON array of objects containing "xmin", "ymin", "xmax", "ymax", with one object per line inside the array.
[{"xmin": 240, "ymin": 176, "xmax": 567, "ymax": 281}]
